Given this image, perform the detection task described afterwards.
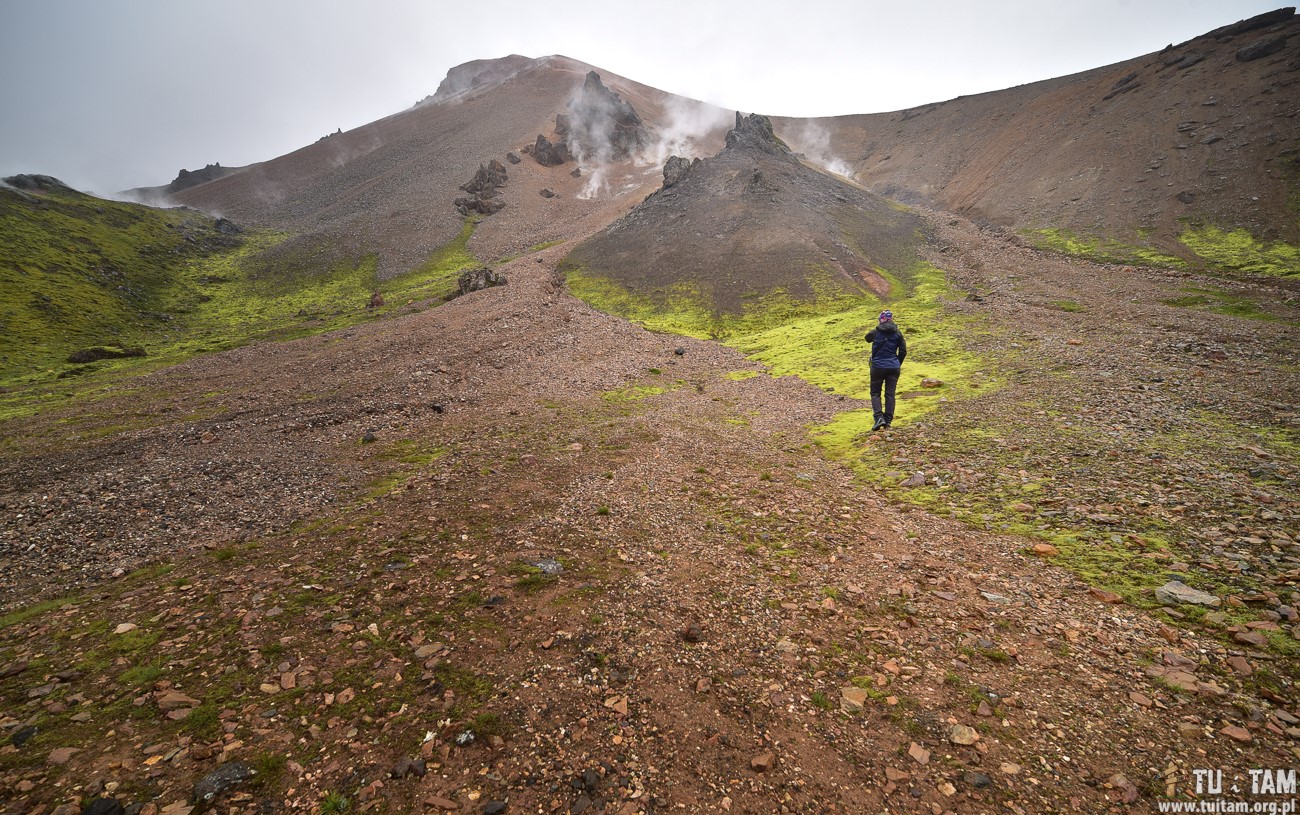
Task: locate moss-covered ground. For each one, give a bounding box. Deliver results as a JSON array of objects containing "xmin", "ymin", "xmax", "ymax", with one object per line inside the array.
[
  {"xmin": 0, "ymin": 186, "xmax": 481, "ymax": 421},
  {"xmin": 1028, "ymin": 224, "xmax": 1300, "ymax": 279}
]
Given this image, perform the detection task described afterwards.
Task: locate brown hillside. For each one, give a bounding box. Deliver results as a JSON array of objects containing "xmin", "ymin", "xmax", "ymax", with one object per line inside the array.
[
  {"xmin": 775, "ymin": 8, "xmax": 1300, "ymax": 254},
  {"xmin": 171, "ymin": 56, "xmax": 731, "ymax": 277},
  {"xmin": 561, "ymin": 113, "xmax": 926, "ymax": 312}
]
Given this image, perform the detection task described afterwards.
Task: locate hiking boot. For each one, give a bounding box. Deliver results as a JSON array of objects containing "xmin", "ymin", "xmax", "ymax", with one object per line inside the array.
[{"xmin": 872, "ymin": 416, "xmax": 887, "ymax": 432}]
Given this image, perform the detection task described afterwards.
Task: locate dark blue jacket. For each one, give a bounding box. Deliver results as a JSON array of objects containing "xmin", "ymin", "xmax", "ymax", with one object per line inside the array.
[{"xmin": 865, "ymin": 321, "xmax": 906, "ymax": 370}]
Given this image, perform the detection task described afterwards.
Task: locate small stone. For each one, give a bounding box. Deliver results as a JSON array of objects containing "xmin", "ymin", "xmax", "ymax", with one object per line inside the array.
[
  {"xmin": 695, "ymin": 677, "xmax": 712, "ymax": 693},
  {"xmin": 963, "ymin": 771, "xmax": 993, "ymax": 789},
  {"xmin": 1221, "ymin": 725, "xmax": 1252, "ymax": 743},
  {"xmin": 751, "ymin": 752, "xmax": 776, "ymax": 772},
  {"xmin": 113, "ymin": 623, "xmax": 138, "ymax": 635},
  {"xmin": 1178, "ymin": 723, "xmax": 1203, "ymax": 740},
  {"xmin": 841, "ymin": 687, "xmax": 870, "ymax": 712},
  {"xmin": 1154, "ymin": 580, "xmax": 1221, "ymax": 608},
  {"xmin": 156, "ymin": 690, "xmax": 200, "ymax": 711},
  {"xmin": 949, "ymin": 724, "xmax": 980, "ymax": 745},
  {"xmin": 0, "ymin": 659, "xmax": 29, "ymax": 678},
  {"xmin": 193, "ymin": 761, "xmax": 254, "ymax": 803},
  {"xmin": 976, "ymin": 700, "xmax": 993, "ymax": 717},
  {"xmin": 1031, "ymin": 543, "xmax": 1059, "ymax": 557},
  {"xmin": 1107, "ymin": 773, "xmax": 1140, "ymax": 804},
  {"xmin": 680, "ymin": 622, "xmax": 704, "ymax": 643},
  {"xmin": 907, "ymin": 742, "xmax": 930, "ymax": 765},
  {"xmin": 885, "ymin": 767, "xmax": 910, "ymax": 782},
  {"xmin": 1233, "ymin": 631, "xmax": 1268, "ymax": 649},
  {"xmin": 1000, "ymin": 762, "xmax": 1021, "ymax": 775},
  {"xmin": 920, "ymin": 378, "xmax": 944, "ymax": 388},
  {"xmin": 1089, "ymin": 588, "xmax": 1124, "ymax": 604},
  {"xmin": 48, "ymin": 746, "xmax": 81, "ymax": 764},
  {"xmin": 81, "ymin": 800, "xmax": 125, "ymax": 815},
  {"xmin": 1129, "ymin": 692, "xmax": 1153, "ymax": 707},
  {"xmin": 900, "ymin": 472, "xmax": 926, "ymax": 487},
  {"xmin": 484, "ymin": 803, "xmax": 508, "ymax": 815},
  {"xmin": 1226, "ymin": 656, "xmax": 1253, "ymax": 675},
  {"xmin": 424, "ymin": 796, "xmax": 460, "ymax": 810}
]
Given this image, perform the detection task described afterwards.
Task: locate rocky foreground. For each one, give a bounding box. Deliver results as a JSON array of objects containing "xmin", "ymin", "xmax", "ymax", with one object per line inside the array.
[{"xmin": 1, "ymin": 213, "xmax": 1298, "ymax": 814}]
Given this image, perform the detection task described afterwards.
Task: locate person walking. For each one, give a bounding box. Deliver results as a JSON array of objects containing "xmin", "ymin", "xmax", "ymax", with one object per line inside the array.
[{"xmin": 865, "ymin": 310, "xmax": 906, "ymax": 431}]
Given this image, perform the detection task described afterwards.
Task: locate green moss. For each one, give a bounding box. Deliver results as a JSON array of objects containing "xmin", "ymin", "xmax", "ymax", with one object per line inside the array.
[
  {"xmin": 0, "ymin": 188, "xmax": 481, "ymax": 421},
  {"xmin": 1162, "ymin": 286, "xmax": 1285, "ymax": 322},
  {"xmin": 1178, "ymin": 225, "xmax": 1300, "ymax": 278},
  {"xmin": 0, "ymin": 596, "xmax": 79, "ymax": 629},
  {"xmin": 1030, "ymin": 227, "xmax": 1186, "ymax": 267},
  {"xmin": 602, "ymin": 384, "xmax": 668, "ymax": 402}
]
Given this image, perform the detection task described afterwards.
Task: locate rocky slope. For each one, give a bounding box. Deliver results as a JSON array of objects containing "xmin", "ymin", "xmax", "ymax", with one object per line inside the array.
[
  {"xmin": 777, "ymin": 7, "xmax": 1300, "ymax": 259},
  {"xmin": 1, "ymin": 213, "xmax": 1297, "ymax": 814},
  {"xmin": 560, "ymin": 113, "xmax": 924, "ymax": 314}
]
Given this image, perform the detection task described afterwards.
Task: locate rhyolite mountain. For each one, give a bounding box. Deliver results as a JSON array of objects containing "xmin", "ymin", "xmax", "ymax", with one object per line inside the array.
[{"xmin": 150, "ymin": 7, "xmax": 1298, "ymax": 287}]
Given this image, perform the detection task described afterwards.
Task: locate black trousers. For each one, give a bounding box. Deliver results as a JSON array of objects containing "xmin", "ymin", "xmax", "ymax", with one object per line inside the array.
[{"xmin": 870, "ymin": 367, "xmax": 900, "ymax": 422}]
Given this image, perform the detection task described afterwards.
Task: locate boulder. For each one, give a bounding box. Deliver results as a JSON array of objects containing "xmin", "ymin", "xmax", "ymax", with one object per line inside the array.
[
  {"xmin": 532, "ymin": 134, "xmax": 570, "ymax": 167},
  {"xmin": 457, "ymin": 267, "xmax": 507, "ymax": 296},
  {"xmin": 662, "ymin": 155, "xmax": 698, "ymax": 189}
]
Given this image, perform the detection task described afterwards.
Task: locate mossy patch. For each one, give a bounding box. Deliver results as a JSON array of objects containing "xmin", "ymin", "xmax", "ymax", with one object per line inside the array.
[
  {"xmin": 1178, "ymin": 224, "xmax": 1300, "ymax": 278},
  {"xmin": 1161, "ymin": 286, "xmax": 1286, "ymax": 322},
  {"xmin": 1029, "ymin": 227, "xmax": 1186, "ymax": 268},
  {"xmin": 0, "ymin": 184, "xmax": 482, "ymax": 421}
]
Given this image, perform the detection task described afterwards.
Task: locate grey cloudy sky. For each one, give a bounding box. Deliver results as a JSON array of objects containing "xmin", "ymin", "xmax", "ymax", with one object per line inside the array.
[{"xmin": 0, "ymin": 0, "xmax": 1283, "ymax": 195}]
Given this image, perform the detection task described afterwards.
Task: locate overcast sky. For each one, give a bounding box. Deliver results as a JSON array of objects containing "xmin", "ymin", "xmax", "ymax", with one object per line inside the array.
[{"xmin": 0, "ymin": 0, "xmax": 1284, "ymax": 195}]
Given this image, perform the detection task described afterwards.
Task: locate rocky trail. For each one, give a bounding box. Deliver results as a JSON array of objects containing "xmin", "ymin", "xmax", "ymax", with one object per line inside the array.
[{"xmin": 1, "ymin": 213, "xmax": 1298, "ymax": 815}]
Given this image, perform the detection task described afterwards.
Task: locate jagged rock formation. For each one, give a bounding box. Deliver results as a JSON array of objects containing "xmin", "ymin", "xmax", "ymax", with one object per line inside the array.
[
  {"xmin": 563, "ymin": 71, "xmax": 650, "ymax": 161},
  {"xmin": 456, "ymin": 266, "xmax": 507, "ymax": 296},
  {"xmin": 454, "ymin": 159, "xmax": 508, "ymax": 216},
  {"xmin": 166, "ymin": 164, "xmax": 241, "ymax": 195},
  {"xmin": 561, "ymin": 113, "xmax": 925, "ymax": 313},
  {"xmin": 530, "ymin": 71, "xmax": 652, "ymax": 168},
  {"xmin": 661, "ymin": 156, "xmax": 698, "ymax": 189},
  {"xmin": 530, "ymin": 135, "xmax": 570, "ymax": 168}
]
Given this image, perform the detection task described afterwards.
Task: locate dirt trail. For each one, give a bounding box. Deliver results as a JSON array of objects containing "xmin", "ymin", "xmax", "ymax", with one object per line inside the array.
[{"xmin": 1, "ymin": 215, "xmax": 1297, "ymax": 814}]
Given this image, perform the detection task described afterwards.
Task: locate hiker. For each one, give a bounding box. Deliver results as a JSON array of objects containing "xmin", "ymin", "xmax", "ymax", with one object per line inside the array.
[{"xmin": 865, "ymin": 309, "xmax": 906, "ymax": 431}]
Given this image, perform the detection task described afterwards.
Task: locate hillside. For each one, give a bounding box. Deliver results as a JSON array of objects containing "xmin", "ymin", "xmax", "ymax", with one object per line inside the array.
[
  {"xmin": 561, "ymin": 113, "xmax": 925, "ymax": 320},
  {"xmin": 776, "ymin": 7, "xmax": 1300, "ymax": 272},
  {"xmin": 1, "ymin": 10, "xmax": 1299, "ymax": 815}
]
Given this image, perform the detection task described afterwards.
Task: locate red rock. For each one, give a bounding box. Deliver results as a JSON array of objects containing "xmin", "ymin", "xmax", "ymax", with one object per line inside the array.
[
  {"xmin": 1233, "ymin": 631, "xmax": 1269, "ymax": 649},
  {"xmin": 48, "ymin": 747, "xmax": 80, "ymax": 764},
  {"xmin": 424, "ymin": 795, "xmax": 459, "ymax": 810},
  {"xmin": 1106, "ymin": 773, "xmax": 1140, "ymax": 803},
  {"xmin": 751, "ymin": 752, "xmax": 776, "ymax": 772},
  {"xmin": 885, "ymin": 767, "xmax": 910, "ymax": 782},
  {"xmin": 1226, "ymin": 656, "xmax": 1253, "ymax": 675},
  {"xmin": 1031, "ymin": 543, "xmax": 1059, "ymax": 557},
  {"xmin": 1088, "ymin": 587, "xmax": 1124, "ymax": 603},
  {"xmin": 1221, "ymin": 725, "xmax": 1252, "ymax": 743},
  {"xmin": 155, "ymin": 690, "xmax": 200, "ymax": 711},
  {"xmin": 908, "ymin": 742, "xmax": 930, "ymax": 765}
]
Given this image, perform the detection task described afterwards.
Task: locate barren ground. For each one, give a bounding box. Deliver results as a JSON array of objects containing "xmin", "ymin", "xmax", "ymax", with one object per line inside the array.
[{"xmin": 1, "ymin": 207, "xmax": 1297, "ymax": 815}]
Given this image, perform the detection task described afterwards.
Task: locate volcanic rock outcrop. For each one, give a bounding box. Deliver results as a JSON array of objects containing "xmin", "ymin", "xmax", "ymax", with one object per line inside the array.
[
  {"xmin": 560, "ymin": 113, "xmax": 927, "ymax": 314},
  {"xmin": 531, "ymin": 71, "xmax": 651, "ymax": 168},
  {"xmin": 454, "ymin": 159, "xmax": 508, "ymax": 216}
]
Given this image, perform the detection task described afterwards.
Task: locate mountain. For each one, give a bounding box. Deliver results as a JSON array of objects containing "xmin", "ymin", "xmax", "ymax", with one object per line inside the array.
[
  {"xmin": 775, "ymin": 7, "xmax": 1300, "ymax": 266},
  {"xmin": 1, "ymin": 14, "xmax": 1299, "ymax": 815}
]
